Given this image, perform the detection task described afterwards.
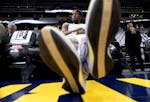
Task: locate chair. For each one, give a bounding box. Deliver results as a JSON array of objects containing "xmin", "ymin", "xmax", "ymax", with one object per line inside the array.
[{"xmin": 7, "ymin": 30, "xmax": 37, "ymax": 82}]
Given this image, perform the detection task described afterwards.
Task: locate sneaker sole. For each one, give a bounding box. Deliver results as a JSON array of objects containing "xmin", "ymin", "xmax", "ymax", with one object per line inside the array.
[
  {"xmin": 39, "ymin": 26, "xmax": 85, "ymax": 94},
  {"xmin": 86, "ymin": 0, "xmax": 120, "ymax": 78}
]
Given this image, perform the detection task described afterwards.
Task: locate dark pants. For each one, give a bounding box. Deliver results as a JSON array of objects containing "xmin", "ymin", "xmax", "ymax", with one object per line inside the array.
[{"xmin": 127, "ymin": 46, "xmax": 144, "ymax": 71}]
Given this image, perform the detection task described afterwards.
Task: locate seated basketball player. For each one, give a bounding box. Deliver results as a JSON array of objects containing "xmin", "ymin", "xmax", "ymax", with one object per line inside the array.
[
  {"xmin": 39, "ymin": 0, "xmax": 120, "ymax": 94},
  {"xmin": 61, "ymin": 9, "xmax": 86, "ymax": 51},
  {"xmin": 62, "ymin": 9, "xmax": 85, "ymax": 35},
  {"xmin": 61, "ymin": 9, "xmax": 89, "ymax": 79}
]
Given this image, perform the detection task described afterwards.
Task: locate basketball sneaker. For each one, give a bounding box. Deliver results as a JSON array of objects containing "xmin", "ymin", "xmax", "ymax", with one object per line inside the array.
[
  {"xmin": 39, "ymin": 26, "xmax": 86, "ymax": 94},
  {"xmin": 86, "ymin": 0, "xmax": 120, "ymax": 78}
]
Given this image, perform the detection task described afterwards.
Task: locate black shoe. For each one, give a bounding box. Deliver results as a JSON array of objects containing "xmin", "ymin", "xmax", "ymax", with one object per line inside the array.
[
  {"xmin": 86, "ymin": 0, "xmax": 120, "ymax": 78},
  {"xmin": 39, "ymin": 26, "xmax": 86, "ymax": 94}
]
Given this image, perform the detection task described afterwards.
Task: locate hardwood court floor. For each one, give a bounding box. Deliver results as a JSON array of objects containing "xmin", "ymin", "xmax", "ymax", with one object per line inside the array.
[{"xmin": 0, "ymin": 72, "xmax": 150, "ymax": 102}]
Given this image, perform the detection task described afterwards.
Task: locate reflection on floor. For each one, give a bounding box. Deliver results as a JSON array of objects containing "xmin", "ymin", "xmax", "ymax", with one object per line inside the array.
[{"xmin": 0, "ymin": 73, "xmax": 150, "ymax": 102}]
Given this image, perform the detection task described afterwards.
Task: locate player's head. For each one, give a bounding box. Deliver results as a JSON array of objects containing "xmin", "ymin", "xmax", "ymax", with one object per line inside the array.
[{"xmin": 71, "ymin": 9, "xmax": 82, "ymax": 24}]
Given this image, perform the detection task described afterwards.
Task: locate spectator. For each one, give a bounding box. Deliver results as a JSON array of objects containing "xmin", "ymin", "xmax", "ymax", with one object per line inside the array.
[
  {"xmin": 1, "ymin": 23, "xmax": 17, "ymax": 45},
  {"xmin": 0, "ymin": 23, "xmax": 6, "ymax": 44},
  {"xmin": 125, "ymin": 23, "xmax": 145, "ymax": 71},
  {"xmin": 0, "ymin": 23, "xmax": 7, "ymax": 62}
]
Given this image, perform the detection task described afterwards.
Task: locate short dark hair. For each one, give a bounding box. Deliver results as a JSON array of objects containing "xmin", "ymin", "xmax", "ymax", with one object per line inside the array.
[{"xmin": 73, "ymin": 9, "xmax": 82, "ymax": 16}]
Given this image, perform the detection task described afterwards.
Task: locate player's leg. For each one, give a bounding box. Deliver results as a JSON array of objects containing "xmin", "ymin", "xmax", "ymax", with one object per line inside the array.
[
  {"xmin": 86, "ymin": 0, "xmax": 120, "ymax": 78},
  {"xmin": 39, "ymin": 26, "xmax": 86, "ymax": 94}
]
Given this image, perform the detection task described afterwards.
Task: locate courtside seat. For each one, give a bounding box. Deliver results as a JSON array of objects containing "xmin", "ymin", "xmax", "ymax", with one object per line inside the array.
[
  {"xmin": 27, "ymin": 30, "xmax": 41, "ymax": 64},
  {"xmin": 7, "ymin": 30, "xmax": 37, "ymax": 82}
]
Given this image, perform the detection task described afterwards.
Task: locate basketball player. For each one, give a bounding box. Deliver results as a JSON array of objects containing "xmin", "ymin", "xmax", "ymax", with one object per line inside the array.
[
  {"xmin": 61, "ymin": 9, "xmax": 89, "ymax": 79},
  {"xmin": 39, "ymin": 0, "xmax": 120, "ymax": 94}
]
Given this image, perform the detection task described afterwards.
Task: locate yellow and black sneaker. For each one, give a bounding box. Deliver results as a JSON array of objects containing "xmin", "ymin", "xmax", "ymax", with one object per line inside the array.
[
  {"xmin": 86, "ymin": 0, "xmax": 120, "ymax": 78},
  {"xmin": 39, "ymin": 26, "xmax": 86, "ymax": 94}
]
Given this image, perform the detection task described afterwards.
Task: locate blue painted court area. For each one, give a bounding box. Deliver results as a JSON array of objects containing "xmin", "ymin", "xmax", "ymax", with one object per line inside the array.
[{"xmin": 0, "ymin": 73, "xmax": 150, "ymax": 102}]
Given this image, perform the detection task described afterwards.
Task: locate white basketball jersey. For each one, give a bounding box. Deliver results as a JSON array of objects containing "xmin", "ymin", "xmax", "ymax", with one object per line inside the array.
[{"xmin": 68, "ymin": 23, "xmax": 86, "ymax": 35}]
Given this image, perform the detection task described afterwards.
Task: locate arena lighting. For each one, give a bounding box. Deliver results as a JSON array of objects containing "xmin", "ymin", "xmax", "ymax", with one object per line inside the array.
[
  {"xmin": 2, "ymin": 19, "xmax": 59, "ymax": 24},
  {"xmin": 120, "ymin": 18, "xmax": 150, "ymax": 23},
  {"xmin": 45, "ymin": 9, "xmax": 88, "ymax": 13}
]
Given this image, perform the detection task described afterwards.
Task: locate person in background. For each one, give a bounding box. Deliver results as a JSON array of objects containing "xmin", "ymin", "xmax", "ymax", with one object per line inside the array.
[
  {"xmin": 0, "ymin": 23, "xmax": 7, "ymax": 62},
  {"xmin": 0, "ymin": 23, "xmax": 6, "ymax": 44},
  {"xmin": 1, "ymin": 23, "xmax": 17, "ymax": 45},
  {"xmin": 7, "ymin": 23, "xmax": 17, "ymax": 40},
  {"xmin": 125, "ymin": 23, "xmax": 145, "ymax": 71},
  {"xmin": 0, "ymin": 23, "xmax": 17, "ymax": 62}
]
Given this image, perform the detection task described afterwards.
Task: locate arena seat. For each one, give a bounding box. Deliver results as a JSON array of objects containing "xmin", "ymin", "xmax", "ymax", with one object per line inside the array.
[
  {"xmin": 27, "ymin": 30, "xmax": 40, "ymax": 62},
  {"xmin": 7, "ymin": 30, "xmax": 38, "ymax": 82}
]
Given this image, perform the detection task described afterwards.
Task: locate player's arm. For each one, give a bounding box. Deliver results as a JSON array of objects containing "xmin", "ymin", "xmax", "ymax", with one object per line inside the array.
[{"xmin": 61, "ymin": 22, "xmax": 84, "ymax": 35}]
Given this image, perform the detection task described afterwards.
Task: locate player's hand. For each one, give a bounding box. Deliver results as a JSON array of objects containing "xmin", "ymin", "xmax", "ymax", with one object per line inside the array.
[{"xmin": 76, "ymin": 28, "xmax": 85, "ymax": 34}]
